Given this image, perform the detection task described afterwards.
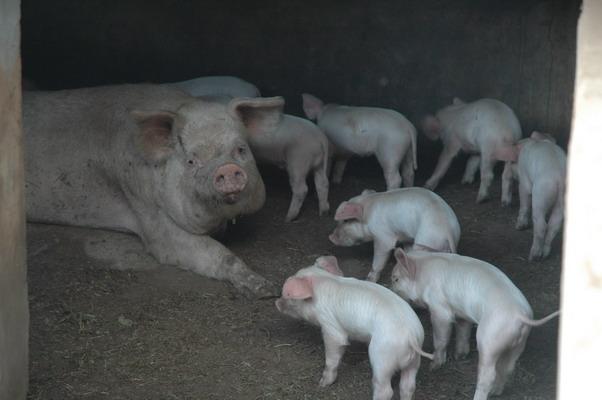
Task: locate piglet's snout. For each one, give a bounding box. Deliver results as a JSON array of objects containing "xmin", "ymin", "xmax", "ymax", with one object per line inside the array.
[{"xmin": 213, "ymin": 163, "xmax": 248, "ymax": 201}]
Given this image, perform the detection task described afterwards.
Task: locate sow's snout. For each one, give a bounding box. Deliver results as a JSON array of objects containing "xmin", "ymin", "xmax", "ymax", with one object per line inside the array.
[{"xmin": 213, "ymin": 163, "xmax": 248, "ymax": 204}]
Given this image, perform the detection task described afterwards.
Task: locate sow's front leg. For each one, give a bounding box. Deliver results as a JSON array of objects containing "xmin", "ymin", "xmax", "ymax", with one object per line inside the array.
[{"xmin": 142, "ymin": 219, "xmax": 277, "ymax": 298}]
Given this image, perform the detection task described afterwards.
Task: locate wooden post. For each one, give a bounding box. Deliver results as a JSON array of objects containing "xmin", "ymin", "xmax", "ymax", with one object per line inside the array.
[
  {"xmin": 558, "ymin": 1, "xmax": 602, "ymax": 399},
  {"xmin": 0, "ymin": 0, "xmax": 29, "ymax": 398}
]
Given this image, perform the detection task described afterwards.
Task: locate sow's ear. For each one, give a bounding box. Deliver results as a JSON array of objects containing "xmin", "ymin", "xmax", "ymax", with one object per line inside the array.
[
  {"xmin": 228, "ymin": 96, "xmax": 284, "ymax": 136},
  {"xmin": 316, "ymin": 255, "xmax": 343, "ymax": 277},
  {"xmin": 301, "ymin": 93, "xmax": 324, "ymax": 120},
  {"xmin": 393, "ymin": 248, "xmax": 417, "ymax": 279},
  {"xmin": 281, "ymin": 277, "xmax": 313, "ymax": 300},
  {"xmin": 334, "ymin": 201, "xmax": 364, "ymax": 222},
  {"xmin": 130, "ymin": 110, "xmax": 177, "ymax": 162}
]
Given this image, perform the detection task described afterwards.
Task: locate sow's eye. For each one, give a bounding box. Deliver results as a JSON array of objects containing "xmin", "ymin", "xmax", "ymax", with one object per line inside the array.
[
  {"xmin": 186, "ymin": 157, "xmax": 203, "ymax": 169},
  {"xmin": 234, "ymin": 144, "xmax": 248, "ymax": 160}
]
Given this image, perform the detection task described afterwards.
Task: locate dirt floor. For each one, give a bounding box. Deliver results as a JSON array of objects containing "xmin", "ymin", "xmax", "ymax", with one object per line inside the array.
[{"xmin": 27, "ymin": 157, "xmax": 561, "ymax": 400}]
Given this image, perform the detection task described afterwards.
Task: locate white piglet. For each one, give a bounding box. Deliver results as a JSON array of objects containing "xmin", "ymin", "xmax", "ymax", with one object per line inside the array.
[
  {"xmin": 390, "ymin": 249, "xmax": 559, "ymax": 400},
  {"xmin": 502, "ymin": 131, "xmax": 566, "ymax": 260},
  {"xmin": 329, "ymin": 187, "xmax": 460, "ymax": 282},
  {"xmin": 248, "ymin": 114, "xmax": 330, "ymax": 221},
  {"xmin": 169, "ymin": 75, "xmax": 261, "ymax": 98},
  {"xmin": 302, "ymin": 93, "xmax": 417, "ymax": 190},
  {"xmin": 275, "ymin": 256, "xmax": 432, "ymax": 400},
  {"xmin": 421, "ymin": 98, "xmax": 521, "ymax": 203}
]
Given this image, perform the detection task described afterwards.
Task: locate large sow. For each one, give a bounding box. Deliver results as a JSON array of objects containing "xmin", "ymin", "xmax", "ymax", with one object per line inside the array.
[{"xmin": 24, "ymin": 84, "xmax": 284, "ymax": 297}]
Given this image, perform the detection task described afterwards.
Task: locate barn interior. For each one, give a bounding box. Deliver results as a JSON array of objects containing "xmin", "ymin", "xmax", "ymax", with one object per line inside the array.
[{"xmin": 22, "ymin": 0, "xmax": 579, "ymax": 399}]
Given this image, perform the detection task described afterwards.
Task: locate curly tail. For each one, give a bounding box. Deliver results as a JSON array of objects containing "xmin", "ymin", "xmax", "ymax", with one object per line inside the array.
[
  {"xmin": 519, "ymin": 310, "xmax": 560, "ymax": 327},
  {"xmin": 411, "ymin": 344, "xmax": 434, "ymax": 360}
]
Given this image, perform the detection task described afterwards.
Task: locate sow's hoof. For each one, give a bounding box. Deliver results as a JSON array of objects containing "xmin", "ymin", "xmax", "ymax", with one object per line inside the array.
[{"xmin": 235, "ymin": 275, "xmax": 279, "ymax": 299}]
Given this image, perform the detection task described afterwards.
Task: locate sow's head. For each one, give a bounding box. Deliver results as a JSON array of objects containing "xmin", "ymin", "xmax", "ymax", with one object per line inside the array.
[{"xmin": 130, "ymin": 95, "xmax": 284, "ymax": 232}]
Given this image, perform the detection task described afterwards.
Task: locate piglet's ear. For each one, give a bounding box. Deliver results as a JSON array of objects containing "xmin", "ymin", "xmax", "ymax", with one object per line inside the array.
[
  {"xmin": 530, "ymin": 131, "xmax": 556, "ymax": 143},
  {"xmin": 282, "ymin": 277, "xmax": 313, "ymax": 300},
  {"xmin": 494, "ymin": 144, "xmax": 519, "ymax": 162},
  {"xmin": 301, "ymin": 93, "xmax": 324, "ymax": 121},
  {"xmin": 228, "ymin": 96, "xmax": 284, "ymax": 136},
  {"xmin": 421, "ymin": 115, "xmax": 441, "ymax": 141},
  {"xmin": 452, "ymin": 97, "xmax": 465, "ymax": 105},
  {"xmin": 131, "ymin": 110, "xmax": 177, "ymax": 162},
  {"xmin": 393, "ymin": 248, "xmax": 417, "ymax": 280},
  {"xmin": 334, "ymin": 201, "xmax": 364, "ymax": 221},
  {"xmin": 316, "ymin": 256, "xmax": 343, "ymax": 276}
]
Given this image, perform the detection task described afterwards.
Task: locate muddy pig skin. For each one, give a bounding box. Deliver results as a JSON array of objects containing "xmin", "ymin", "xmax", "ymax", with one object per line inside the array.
[
  {"xmin": 302, "ymin": 93, "xmax": 417, "ymax": 190},
  {"xmin": 501, "ymin": 131, "xmax": 566, "ymax": 261},
  {"xmin": 275, "ymin": 256, "xmax": 431, "ymax": 400},
  {"xmin": 247, "ymin": 114, "xmax": 330, "ymax": 222},
  {"xmin": 329, "ymin": 188, "xmax": 460, "ymax": 282},
  {"xmin": 421, "ymin": 97, "xmax": 522, "ymax": 203},
  {"xmin": 169, "ymin": 75, "xmax": 260, "ymax": 97},
  {"xmin": 390, "ymin": 249, "xmax": 559, "ymax": 400},
  {"xmin": 24, "ymin": 84, "xmax": 284, "ymax": 297}
]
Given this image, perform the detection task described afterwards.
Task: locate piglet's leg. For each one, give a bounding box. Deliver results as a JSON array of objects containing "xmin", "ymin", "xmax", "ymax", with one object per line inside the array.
[
  {"xmin": 369, "ymin": 339, "xmax": 397, "ymax": 400},
  {"xmin": 501, "ymin": 161, "xmax": 514, "ymax": 207},
  {"xmin": 474, "ymin": 326, "xmax": 506, "ymax": 400},
  {"xmin": 376, "ymin": 146, "xmax": 403, "ymax": 190},
  {"xmin": 491, "ymin": 340, "xmax": 526, "ymax": 396},
  {"xmin": 542, "ymin": 192, "xmax": 564, "ymax": 258},
  {"xmin": 398, "ymin": 355, "xmax": 420, "ymax": 400},
  {"xmin": 401, "ymin": 152, "xmax": 415, "ymax": 188},
  {"xmin": 430, "ymin": 307, "xmax": 454, "ymax": 369},
  {"xmin": 285, "ymin": 162, "xmax": 310, "ymax": 222},
  {"xmin": 462, "ymin": 155, "xmax": 481, "ymax": 184},
  {"xmin": 454, "ymin": 319, "xmax": 472, "ymax": 359},
  {"xmin": 476, "ymin": 155, "xmax": 497, "ymax": 203},
  {"xmin": 332, "ymin": 157, "xmax": 349, "ymax": 184},
  {"xmin": 319, "ymin": 330, "xmax": 348, "ymax": 387},
  {"xmin": 516, "ymin": 181, "xmax": 532, "ymax": 230},
  {"xmin": 313, "ymin": 164, "xmax": 330, "ymax": 216},
  {"xmin": 530, "ymin": 181, "xmax": 557, "ymax": 261},
  {"xmin": 367, "ymin": 237, "xmax": 396, "ymax": 282},
  {"xmin": 424, "ymin": 142, "xmax": 461, "ymax": 191}
]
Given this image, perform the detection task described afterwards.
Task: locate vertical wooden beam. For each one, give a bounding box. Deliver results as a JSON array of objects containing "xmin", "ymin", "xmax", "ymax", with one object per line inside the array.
[
  {"xmin": 0, "ymin": 0, "xmax": 28, "ymax": 398},
  {"xmin": 558, "ymin": 1, "xmax": 602, "ymax": 398}
]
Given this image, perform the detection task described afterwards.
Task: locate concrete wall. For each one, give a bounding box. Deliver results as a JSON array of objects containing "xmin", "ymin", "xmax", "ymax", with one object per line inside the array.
[
  {"xmin": 21, "ymin": 0, "xmax": 579, "ymax": 147},
  {"xmin": 558, "ymin": 0, "xmax": 602, "ymax": 398},
  {"xmin": 0, "ymin": 0, "xmax": 29, "ymax": 398}
]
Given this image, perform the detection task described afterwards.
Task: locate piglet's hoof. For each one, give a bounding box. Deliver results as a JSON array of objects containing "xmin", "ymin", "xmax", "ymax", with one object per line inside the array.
[{"xmin": 476, "ymin": 193, "xmax": 490, "ymax": 204}]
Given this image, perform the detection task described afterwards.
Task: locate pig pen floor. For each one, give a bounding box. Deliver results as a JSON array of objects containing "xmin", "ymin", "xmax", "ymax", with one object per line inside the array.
[{"xmin": 27, "ymin": 158, "xmax": 561, "ymax": 400}]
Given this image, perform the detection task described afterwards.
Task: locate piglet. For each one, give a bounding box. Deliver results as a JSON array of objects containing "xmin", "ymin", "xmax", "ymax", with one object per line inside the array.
[
  {"xmin": 248, "ymin": 114, "xmax": 330, "ymax": 221},
  {"xmin": 390, "ymin": 248, "xmax": 560, "ymax": 400},
  {"xmin": 421, "ymin": 98, "xmax": 521, "ymax": 203},
  {"xmin": 329, "ymin": 188, "xmax": 461, "ymax": 282},
  {"xmin": 302, "ymin": 93, "xmax": 417, "ymax": 190},
  {"xmin": 501, "ymin": 131, "xmax": 566, "ymax": 260},
  {"xmin": 275, "ymin": 256, "xmax": 432, "ymax": 400}
]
